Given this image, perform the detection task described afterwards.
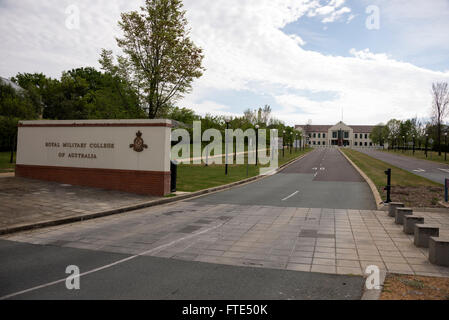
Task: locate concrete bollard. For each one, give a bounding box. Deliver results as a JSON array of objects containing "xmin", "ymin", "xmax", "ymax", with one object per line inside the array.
[
  {"xmin": 388, "ymin": 202, "xmax": 404, "ymax": 218},
  {"xmin": 395, "ymin": 208, "xmax": 413, "ymax": 225},
  {"xmin": 414, "ymin": 224, "xmax": 439, "ymax": 248},
  {"xmin": 403, "ymin": 216, "xmax": 425, "ymax": 235},
  {"xmin": 429, "ymin": 237, "xmax": 449, "ymax": 267}
]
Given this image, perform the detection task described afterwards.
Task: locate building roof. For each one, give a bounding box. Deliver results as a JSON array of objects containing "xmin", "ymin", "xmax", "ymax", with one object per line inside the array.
[
  {"xmin": 350, "ymin": 125, "xmax": 376, "ymax": 133},
  {"xmin": 296, "ymin": 124, "xmax": 375, "ymax": 133},
  {"xmin": 296, "ymin": 125, "xmax": 332, "ymax": 132}
]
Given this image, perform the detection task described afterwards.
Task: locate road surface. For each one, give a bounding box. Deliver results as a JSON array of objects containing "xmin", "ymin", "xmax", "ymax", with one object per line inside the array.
[
  {"xmin": 194, "ymin": 148, "xmax": 376, "ymax": 209},
  {"xmin": 0, "ymin": 148, "xmax": 375, "ymax": 300},
  {"xmin": 356, "ymin": 148, "xmax": 449, "ymax": 185}
]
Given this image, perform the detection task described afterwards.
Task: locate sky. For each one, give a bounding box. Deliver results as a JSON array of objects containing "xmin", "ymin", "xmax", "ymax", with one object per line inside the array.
[{"xmin": 1, "ymin": 0, "xmax": 449, "ymax": 126}]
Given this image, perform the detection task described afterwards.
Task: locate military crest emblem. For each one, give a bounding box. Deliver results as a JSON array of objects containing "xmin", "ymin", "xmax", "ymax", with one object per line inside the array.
[{"xmin": 130, "ymin": 131, "xmax": 148, "ymax": 152}]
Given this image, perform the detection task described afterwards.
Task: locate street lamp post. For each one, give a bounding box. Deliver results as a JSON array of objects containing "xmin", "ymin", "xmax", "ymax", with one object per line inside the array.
[
  {"xmin": 255, "ymin": 125, "xmax": 259, "ymax": 166},
  {"xmin": 445, "ymin": 133, "xmax": 448, "ymax": 161},
  {"xmin": 413, "ymin": 136, "xmax": 416, "ymax": 155},
  {"xmin": 283, "ymin": 130, "xmax": 286, "ymax": 158},
  {"xmin": 290, "ymin": 132, "xmax": 293, "ymax": 154},
  {"xmin": 295, "ymin": 134, "xmax": 298, "ymax": 152},
  {"xmin": 403, "ymin": 136, "xmax": 405, "ymax": 153},
  {"xmin": 225, "ymin": 119, "xmax": 230, "ymax": 175},
  {"xmin": 425, "ymin": 134, "xmax": 429, "ymax": 158}
]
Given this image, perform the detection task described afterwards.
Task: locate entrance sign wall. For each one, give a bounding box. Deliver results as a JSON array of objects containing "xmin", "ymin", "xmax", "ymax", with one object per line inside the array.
[{"xmin": 15, "ymin": 120, "xmax": 172, "ymax": 196}]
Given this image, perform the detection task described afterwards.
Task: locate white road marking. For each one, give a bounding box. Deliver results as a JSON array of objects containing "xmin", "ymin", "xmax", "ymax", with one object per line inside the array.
[
  {"xmin": 413, "ymin": 168, "xmax": 426, "ymax": 173},
  {"xmin": 0, "ymin": 222, "xmax": 226, "ymax": 300},
  {"xmin": 282, "ymin": 191, "xmax": 299, "ymax": 201},
  {"xmin": 438, "ymin": 168, "xmax": 449, "ymax": 173},
  {"xmin": 312, "ymin": 167, "xmax": 318, "ymax": 171},
  {"xmin": 320, "ymin": 167, "xmax": 325, "ymax": 171}
]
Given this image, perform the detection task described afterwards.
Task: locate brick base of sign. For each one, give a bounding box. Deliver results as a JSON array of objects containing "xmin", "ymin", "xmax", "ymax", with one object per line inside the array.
[{"xmin": 15, "ymin": 165, "xmax": 171, "ymax": 197}]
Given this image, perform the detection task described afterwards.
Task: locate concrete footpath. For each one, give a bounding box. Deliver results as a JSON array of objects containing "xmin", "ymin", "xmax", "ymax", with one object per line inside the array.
[
  {"xmin": 0, "ymin": 177, "xmax": 158, "ymax": 234},
  {"xmin": 0, "ymin": 151, "xmax": 310, "ymax": 235}
]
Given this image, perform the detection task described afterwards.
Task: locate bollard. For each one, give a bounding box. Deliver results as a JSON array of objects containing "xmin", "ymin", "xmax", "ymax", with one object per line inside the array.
[
  {"xmin": 444, "ymin": 178, "xmax": 449, "ymax": 202},
  {"xmin": 388, "ymin": 202, "xmax": 404, "ymax": 218},
  {"xmin": 395, "ymin": 208, "xmax": 413, "ymax": 225},
  {"xmin": 170, "ymin": 160, "xmax": 178, "ymax": 193},
  {"xmin": 384, "ymin": 169, "xmax": 392, "ymax": 203}
]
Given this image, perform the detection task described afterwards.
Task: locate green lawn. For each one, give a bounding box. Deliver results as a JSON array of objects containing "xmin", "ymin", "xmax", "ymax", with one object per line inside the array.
[
  {"xmin": 342, "ymin": 148, "xmax": 443, "ymax": 207},
  {"xmin": 383, "ymin": 149, "xmax": 449, "ymax": 166},
  {"xmin": 0, "ymin": 152, "xmax": 15, "ymax": 173},
  {"xmin": 176, "ymin": 148, "xmax": 312, "ymax": 192}
]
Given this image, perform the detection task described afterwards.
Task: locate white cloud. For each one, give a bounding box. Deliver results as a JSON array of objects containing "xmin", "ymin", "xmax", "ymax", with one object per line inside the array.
[
  {"xmin": 0, "ymin": 0, "xmax": 448, "ymax": 126},
  {"xmin": 288, "ymin": 34, "xmax": 307, "ymax": 46},
  {"xmin": 349, "ymin": 48, "xmax": 390, "ymax": 61}
]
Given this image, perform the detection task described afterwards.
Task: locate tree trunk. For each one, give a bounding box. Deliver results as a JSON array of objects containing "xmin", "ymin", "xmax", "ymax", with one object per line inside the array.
[{"xmin": 438, "ymin": 123, "xmax": 442, "ymax": 156}]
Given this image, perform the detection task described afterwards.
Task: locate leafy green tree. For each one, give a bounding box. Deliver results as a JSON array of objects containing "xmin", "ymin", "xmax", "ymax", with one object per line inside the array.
[
  {"xmin": 386, "ymin": 119, "xmax": 401, "ymax": 149},
  {"xmin": 101, "ymin": 0, "xmax": 205, "ymax": 119},
  {"xmin": 13, "ymin": 69, "xmax": 146, "ymax": 120},
  {"xmin": 0, "ymin": 82, "xmax": 37, "ymax": 162},
  {"xmin": 371, "ymin": 124, "xmax": 389, "ymax": 147}
]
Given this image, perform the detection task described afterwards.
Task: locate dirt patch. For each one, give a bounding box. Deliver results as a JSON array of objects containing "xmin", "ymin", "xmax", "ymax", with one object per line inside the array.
[
  {"xmin": 381, "ymin": 274, "xmax": 449, "ymax": 300},
  {"xmin": 380, "ymin": 185, "xmax": 444, "ymax": 208}
]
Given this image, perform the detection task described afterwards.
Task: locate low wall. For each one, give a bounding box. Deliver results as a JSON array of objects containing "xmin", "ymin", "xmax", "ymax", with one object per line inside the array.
[{"xmin": 16, "ymin": 120, "xmax": 172, "ymax": 196}]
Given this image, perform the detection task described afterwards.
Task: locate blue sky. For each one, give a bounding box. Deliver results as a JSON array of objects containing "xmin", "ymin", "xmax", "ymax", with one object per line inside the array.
[{"xmin": 1, "ymin": 0, "xmax": 449, "ymax": 125}]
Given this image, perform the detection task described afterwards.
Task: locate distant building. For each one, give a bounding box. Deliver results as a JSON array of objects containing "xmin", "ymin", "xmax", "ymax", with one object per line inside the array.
[{"xmin": 295, "ymin": 121, "xmax": 379, "ymax": 148}]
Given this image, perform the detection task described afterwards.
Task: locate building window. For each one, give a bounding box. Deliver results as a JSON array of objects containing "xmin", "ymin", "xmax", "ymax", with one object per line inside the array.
[
  {"xmin": 365, "ymin": 142, "xmax": 368, "ymax": 146},
  {"xmin": 365, "ymin": 134, "xmax": 368, "ymax": 139},
  {"xmin": 333, "ymin": 132, "xmax": 337, "ymax": 139},
  {"xmin": 313, "ymin": 133, "xmax": 316, "ymax": 138},
  {"xmin": 318, "ymin": 133, "xmax": 321, "ymax": 138},
  {"xmin": 355, "ymin": 134, "xmax": 358, "ymax": 139},
  {"xmin": 323, "ymin": 141, "xmax": 326, "ymax": 146},
  {"xmin": 355, "ymin": 142, "xmax": 358, "ymax": 146},
  {"xmin": 318, "ymin": 141, "xmax": 321, "ymax": 145},
  {"xmin": 344, "ymin": 132, "xmax": 349, "ymax": 139},
  {"xmin": 323, "ymin": 133, "xmax": 326, "ymax": 138},
  {"xmin": 370, "ymin": 142, "xmax": 373, "ymax": 146},
  {"xmin": 313, "ymin": 141, "xmax": 316, "ymax": 145}
]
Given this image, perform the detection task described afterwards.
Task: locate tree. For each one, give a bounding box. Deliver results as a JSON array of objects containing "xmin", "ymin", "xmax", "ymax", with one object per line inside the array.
[
  {"xmin": 13, "ymin": 69, "xmax": 146, "ymax": 120},
  {"xmin": 102, "ymin": 0, "xmax": 205, "ymax": 119},
  {"xmin": 431, "ymin": 82, "xmax": 449, "ymax": 155},
  {"xmin": 386, "ymin": 119, "xmax": 401, "ymax": 149},
  {"xmin": 0, "ymin": 82, "xmax": 37, "ymax": 162},
  {"xmin": 371, "ymin": 124, "xmax": 388, "ymax": 147}
]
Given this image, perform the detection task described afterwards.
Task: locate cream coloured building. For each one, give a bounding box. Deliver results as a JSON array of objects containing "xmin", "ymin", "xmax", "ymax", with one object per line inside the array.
[{"xmin": 295, "ymin": 121, "xmax": 379, "ymax": 148}]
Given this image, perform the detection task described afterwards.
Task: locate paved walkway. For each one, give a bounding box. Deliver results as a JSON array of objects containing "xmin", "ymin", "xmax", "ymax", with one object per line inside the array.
[
  {"xmin": 3, "ymin": 201, "xmax": 449, "ymax": 278},
  {"xmin": 0, "ymin": 177, "xmax": 158, "ymax": 231},
  {"xmin": 356, "ymin": 148, "xmax": 449, "ymax": 185}
]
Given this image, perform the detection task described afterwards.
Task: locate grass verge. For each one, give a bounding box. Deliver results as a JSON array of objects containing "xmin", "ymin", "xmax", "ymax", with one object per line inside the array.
[
  {"xmin": 382, "ymin": 149, "xmax": 449, "ymax": 166},
  {"xmin": 176, "ymin": 148, "xmax": 312, "ymax": 192},
  {"xmin": 341, "ymin": 148, "xmax": 443, "ymax": 208},
  {"xmin": 381, "ymin": 274, "xmax": 449, "ymax": 300},
  {"xmin": 0, "ymin": 152, "xmax": 15, "ymax": 173}
]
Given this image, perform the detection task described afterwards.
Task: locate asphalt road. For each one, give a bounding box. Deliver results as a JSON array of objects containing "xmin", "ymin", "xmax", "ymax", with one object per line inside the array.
[
  {"xmin": 356, "ymin": 148, "xmax": 449, "ymax": 185},
  {"xmin": 0, "ymin": 240, "xmax": 364, "ymax": 300},
  {"xmin": 193, "ymin": 148, "xmax": 376, "ymax": 210},
  {"xmin": 0, "ymin": 148, "xmax": 373, "ymax": 300}
]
